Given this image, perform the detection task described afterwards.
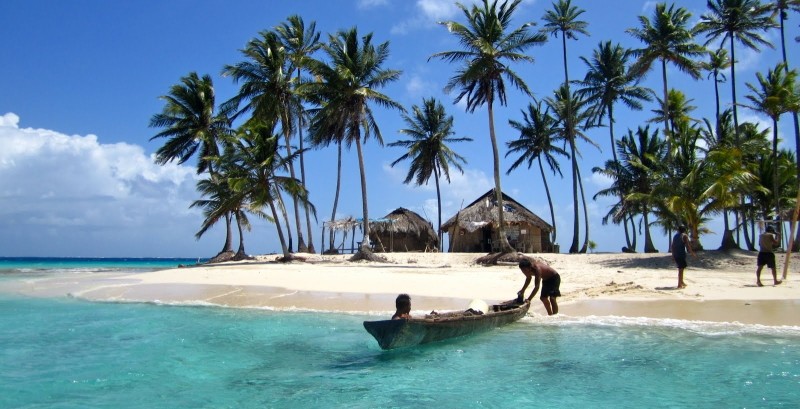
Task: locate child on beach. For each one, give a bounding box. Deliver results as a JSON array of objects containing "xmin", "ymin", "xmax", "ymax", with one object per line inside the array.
[
  {"xmin": 671, "ymin": 225, "xmax": 695, "ymax": 289},
  {"xmin": 517, "ymin": 258, "xmax": 561, "ymax": 316},
  {"xmin": 392, "ymin": 293, "xmax": 412, "ymax": 320},
  {"xmin": 756, "ymin": 226, "xmax": 783, "ymax": 287}
]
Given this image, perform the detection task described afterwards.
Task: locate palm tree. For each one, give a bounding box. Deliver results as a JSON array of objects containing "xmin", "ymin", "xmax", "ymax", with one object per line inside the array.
[
  {"xmin": 696, "ymin": 0, "xmax": 777, "ymax": 144},
  {"xmin": 546, "ymin": 84, "xmax": 597, "ymax": 253},
  {"xmin": 276, "ymin": 15, "xmax": 322, "ymax": 254},
  {"xmin": 576, "ymin": 41, "xmax": 651, "ymax": 250},
  {"xmin": 431, "ymin": 0, "xmax": 547, "ymax": 254},
  {"xmin": 223, "ymin": 30, "xmax": 306, "ymax": 253},
  {"xmin": 648, "ymin": 89, "xmax": 699, "ymax": 135},
  {"xmin": 743, "ymin": 63, "xmax": 800, "ymax": 219},
  {"xmin": 622, "ymin": 126, "xmax": 668, "ymax": 253},
  {"xmin": 389, "ymin": 98, "xmax": 472, "ymax": 249},
  {"xmin": 767, "ymin": 2, "xmax": 800, "ymax": 250},
  {"xmin": 540, "ymin": 0, "xmax": 589, "ymax": 88},
  {"xmin": 149, "ymin": 72, "xmax": 234, "ymax": 255},
  {"xmin": 305, "ymin": 27, "xmax": 403, "ymax": 258},
  {"xmin": 703, "ymin": 48, "xmax": 732, "ymax": 123},
  {"xmin": 627, "ymin": 3, "xmax": 706, "ymax": 144},
  {"xmin": 228, "ymin": 124, "xmax": 313, "ymax": 261},
  {"xmin": 506, "ymin": 99, "xmax": 568, "ymax": 246}
]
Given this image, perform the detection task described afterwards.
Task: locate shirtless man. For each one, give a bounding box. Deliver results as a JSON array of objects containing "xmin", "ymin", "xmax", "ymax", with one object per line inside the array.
[
  {"xmin": 391, "ymin": 293, "xmax": 412, "ymax": 320},
  {"xmin": 517, "ymin": 258, "xmax": 561, "ymax": 316}
]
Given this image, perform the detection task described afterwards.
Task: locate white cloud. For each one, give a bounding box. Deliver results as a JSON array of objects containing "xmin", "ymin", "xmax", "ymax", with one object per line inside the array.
[
  {"xmin": 358, "ymin": 0, "xmax": 389, "ymax": 9},
  {"xmin": 0, "ymin": 113, "xmax": 205, "ymax": 256},
  {"xmin": 391, "ymin": 0, "xmax": 463, "ymax": 34},
  {"xmin": 406, "ymin": 74, "xmax": 438, "ymax": 97}
]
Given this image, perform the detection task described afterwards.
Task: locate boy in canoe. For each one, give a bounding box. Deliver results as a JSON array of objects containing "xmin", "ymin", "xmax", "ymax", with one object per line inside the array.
[
  {"xmin": 392, "ymin": 293, "xmax": 412, "ymax": 320},
  {"xmin": 517, "ymin": 258, "xmax": 561, "ymax": 315}
]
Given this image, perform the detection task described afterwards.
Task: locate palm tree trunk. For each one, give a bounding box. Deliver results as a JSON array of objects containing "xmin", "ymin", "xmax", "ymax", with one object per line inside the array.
[
  {"xmin": 569, "ymin": 137, "xmax": 580, "ymax": 253},
  {"xmin": 434, "ymin": 164, "xmax": 443, "ymax": 251},
  {"xmin": 561, "ymin": 35, "xmax": 570, "ymax": 89},
  {"xmin": 537, "ymin": 157, "xmax": 557, "ymax": 248},
  {"xmin": 268, "ymin": 197, "xmax": 291, "ymax": 260},
  {"xmin": 297, "ymin": 70, "xmax": 315, "ymax": 254},
  {"xmin": 283, "ymin": 127, "xmax": 306, "ymax": 253},
  {"xmin": 772, "ymin": 119, "xmax": 780, "ymax": 220},
  {"xmin": 660, "ymin": 58, "xmax": 671, "ymax": 147},
  {"xmin": 221, "ymin": 212, "xmax": 234, "ymax": 253},
  {"xmin": 277, "ymin": 191, "xmax": 293, "ymax": 252},
  {"xmin": 713, "ymin": 71, "xmax": 721, "ymax": 124},
  {"xmin": 629, "ymin": 213, "xmax": 638, "ymax": 251},
  {"xmin": 577, "ymin": 165, "xmax": 589, "ymax": 254},
  {"xmin": 487, "ymin": 99, "xmax": 513, "ymax": 253},
  {"xmin": 643, "ymin": 209, "xmax": 657, "ymax": 253},
  {"xmin": 742, "ymin": 197, "xmax": 755, "ymax": 250},
  {"xmin": 234, "ymin": 211, "xmax": 247, "ymax": 259},
  {"xmin": 608, "ymin": 105, "xmax": 632, "ymax": 250},
  {"xmin": 329, "ymin": 143, "xmax": 343, "ymax": 252},
  {"xmin": 355, "ymin": 136, "xmax": 371, "ymax": 253},
  {"xmin": 729, "ymin": 39, "xmax": 740, "ymax": 142}
]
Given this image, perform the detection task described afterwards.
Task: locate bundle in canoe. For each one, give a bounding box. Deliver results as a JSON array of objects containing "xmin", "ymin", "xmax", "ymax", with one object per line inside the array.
[{"xmin": 363, "ymin": 300, "xmax": 530, "ymax": 350}]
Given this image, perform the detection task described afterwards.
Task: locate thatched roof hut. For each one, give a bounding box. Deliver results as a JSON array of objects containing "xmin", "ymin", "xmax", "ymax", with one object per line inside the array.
[
  {"xmin": 369, "ymin": 208, "xmax": 439, "ymax": 252},
  {"xmin": 442, "ymin": 189, "xmax": 554, "ymax": 253}
]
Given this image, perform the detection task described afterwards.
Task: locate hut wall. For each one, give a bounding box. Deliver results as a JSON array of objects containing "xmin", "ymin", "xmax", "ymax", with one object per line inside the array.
[
  {"xmin": 447, "ymin": 228, "xmax": 487, "ymax": 252},
  {"xmin": 371, "ymin": 232, "xmax": 435, "ymax": 252}
]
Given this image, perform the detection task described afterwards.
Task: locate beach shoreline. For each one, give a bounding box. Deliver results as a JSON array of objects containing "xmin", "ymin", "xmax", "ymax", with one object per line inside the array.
[{"xmin": 3, "ymin": 250, "xmax": 798, "ymax": 326}]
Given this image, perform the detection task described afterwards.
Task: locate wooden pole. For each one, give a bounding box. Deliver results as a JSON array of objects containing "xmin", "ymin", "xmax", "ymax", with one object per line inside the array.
[{"xmin": 781, "ymin": 189, "xmax": 800, "ymax": 280}]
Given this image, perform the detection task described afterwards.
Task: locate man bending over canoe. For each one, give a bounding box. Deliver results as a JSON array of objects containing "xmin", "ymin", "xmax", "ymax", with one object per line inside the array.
[{"xmin": 517, "ymin": 258, "xmax": 561, "ymax": 315}]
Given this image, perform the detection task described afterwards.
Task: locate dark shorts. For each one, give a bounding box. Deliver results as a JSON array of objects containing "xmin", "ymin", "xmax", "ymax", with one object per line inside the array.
[
  {"xmin": 757, "ymin": 252, "xmax": 776, "ymax": 269},
  {"xmin": 674, "ymin": 255, "xmax": 687, "ymax": 269},
  {"xmin": 541, "ymin": 273, "xmax": 561, "ymax": 298}
]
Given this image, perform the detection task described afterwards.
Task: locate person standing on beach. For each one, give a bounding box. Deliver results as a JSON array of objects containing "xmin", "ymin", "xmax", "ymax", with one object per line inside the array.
[
  {"xmin": 756, "ymin": 226, "xmax": 782, "ymax": 287},
  {"xmin": 392, "ymin": 294, "xmax": 412, "ymax": 320},
  {"xmin": 671, "ymin": 225, "xmax": 695, "ymax": 289},
  {"xmin": 517, "ymin": 258, "xmax": 560, "ymax": 315}
]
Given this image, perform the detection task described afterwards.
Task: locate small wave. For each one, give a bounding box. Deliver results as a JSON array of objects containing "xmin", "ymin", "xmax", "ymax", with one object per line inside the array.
[{"xmin": 519, "ymin": 314, "xmax": 800, "ymax": 337}]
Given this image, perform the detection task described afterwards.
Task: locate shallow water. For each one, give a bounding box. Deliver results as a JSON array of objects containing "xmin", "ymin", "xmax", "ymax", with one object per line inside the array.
[{"xmin": 1, "ymin": 294, "xmax": 798, "ymax": 408}]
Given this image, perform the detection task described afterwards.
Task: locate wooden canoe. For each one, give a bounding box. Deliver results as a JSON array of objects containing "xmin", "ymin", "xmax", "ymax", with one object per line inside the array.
[{"xmin": 363, "ymin": 301, "xmax": 530, "ymax": 350}]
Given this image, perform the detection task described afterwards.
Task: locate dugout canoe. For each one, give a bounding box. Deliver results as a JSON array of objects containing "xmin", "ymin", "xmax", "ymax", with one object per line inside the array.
[{"xmin": 363, "ymin": 300, "xmax": 530, "ymax": 350}]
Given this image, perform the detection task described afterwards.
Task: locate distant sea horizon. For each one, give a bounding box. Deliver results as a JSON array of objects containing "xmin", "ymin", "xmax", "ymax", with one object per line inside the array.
[{"xmin": 0, "ymin": 256, "xmax": 207, "ymax": 275}]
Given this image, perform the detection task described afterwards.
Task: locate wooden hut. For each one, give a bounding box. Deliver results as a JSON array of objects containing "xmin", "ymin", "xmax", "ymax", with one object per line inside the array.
[
  {"xmin": 369, "ymin": 208, "xmax": 439, "ymax": 252},
  {"xmin": 442, "ymin": 189, "xmax": 554, "ymax": 253}
]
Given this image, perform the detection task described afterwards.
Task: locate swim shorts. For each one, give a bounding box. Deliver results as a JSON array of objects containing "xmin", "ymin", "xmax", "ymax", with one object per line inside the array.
[
  {"xmin": 540, "ymin": 273, "xmax": 561, "ymax": 298},
  {"xmin": 674, "ymin": 255, "xmax": 687, "ymax": 269},
  {"xmin": 757, "ymin": 252, "xmax": 776, "ymax": 269}
]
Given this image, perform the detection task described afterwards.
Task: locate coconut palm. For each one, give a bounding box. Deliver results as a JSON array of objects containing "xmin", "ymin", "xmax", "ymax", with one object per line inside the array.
[
  {"xmin": 540, "ymin": 0, "xmax": 589, "ymax": 88},
  {"xmin": 304, "ymin": 27, "xmax": 403, "ymax": 258},
  {"xmin": 592, "ymin": 146, "xmax": 639, "ymax": 251},
  {"xmin": 627, "ymin": 3, "xmax": 706, "ymax": 143},
  {"xmin": 576, "ymin": 41, "xmax": 651, "ymax": 250},
  {"xmin": 149, "ymin": 72, "xmax": 234, "ymax": 255},
  {"xmin": 431, "ymin": 0, "xmax": 547, "ymax": 254},
  {"xmin": 545, "ymin": 84, "xmax": 597, "ymax": 253},
  {"xmin": 648, "ymin": 89, "xmax": 699, "ymax": 136},
  {"xmin": 696, "ymin": 0, "xmax": 777, "ymax": 144},
  {"xmin": 276, "ymin": 15, "xmax": 322, "ymax": 254},
  {"xmin": 743, "ymin": 63, "xmax": 800, "ymax": 218},
  {"xmin": 228, "ymin": 124, "xmax": 313, "ymax": 261},
  {"xmin": 703, "ymin": 48, "xmax": 732, "ymax": 124},
  {"xmin": 389, "ymin": 98, "xmax": 472, "ymax": 249},
  {"xmin": 622, "ymin": 126, "xmax": 668, "ymax": 253},
  {"xmin": 223, "ymin": 30, "xmax": 306, "ymax": 253},
  {"xmin": 506, "ymin": 99, "xmax": 568, "ymax": 245}
]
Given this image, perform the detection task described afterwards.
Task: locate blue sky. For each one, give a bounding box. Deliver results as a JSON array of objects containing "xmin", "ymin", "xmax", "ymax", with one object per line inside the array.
[{"xmin": 1, "ymin": 0, "xmax": 798, "ymax": 257}]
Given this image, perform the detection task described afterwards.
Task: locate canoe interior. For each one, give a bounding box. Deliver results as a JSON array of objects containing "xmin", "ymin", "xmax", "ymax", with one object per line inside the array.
[{"xmin": 363, "ymin": 301, "xmax": 530, "ymax": 350}]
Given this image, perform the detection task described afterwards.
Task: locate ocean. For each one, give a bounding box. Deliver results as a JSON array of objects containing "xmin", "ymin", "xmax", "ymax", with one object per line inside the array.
[{"xmin": 1, "ymin": 259, "xmax": 798, "ymax": 408}]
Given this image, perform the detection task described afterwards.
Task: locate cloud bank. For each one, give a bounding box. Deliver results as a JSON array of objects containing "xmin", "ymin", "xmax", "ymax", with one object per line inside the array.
[{"xmin": 0, "ymin": 113, "xmax": 210, "ymax": 257}]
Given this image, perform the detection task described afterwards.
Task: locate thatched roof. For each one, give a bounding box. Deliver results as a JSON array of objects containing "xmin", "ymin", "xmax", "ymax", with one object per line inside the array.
[
  {"xmin": 441, "ymin": 189, "xmax": 552, "ymax": 232},
  {"xmin": 370, "ymin": 208, "xmax": 437, "ymax": 241},
  {"xmin": 324, "ymin": 217, "xmax": 361, "ymax": 232}
]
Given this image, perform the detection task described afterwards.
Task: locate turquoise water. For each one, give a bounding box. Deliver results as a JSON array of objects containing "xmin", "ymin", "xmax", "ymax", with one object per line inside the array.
[
  {"xmin": 1, "ymin": 294, "xmax": 798, "ymax": 408},
  {"xmin": 0, "ymin": 257, "xmax": 204, "ymax": 277}
]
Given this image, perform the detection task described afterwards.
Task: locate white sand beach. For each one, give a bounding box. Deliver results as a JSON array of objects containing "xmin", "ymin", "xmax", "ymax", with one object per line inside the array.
[{"xmin": 8, "ymin": 250, "xmax": 798, "ymax": 326}]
